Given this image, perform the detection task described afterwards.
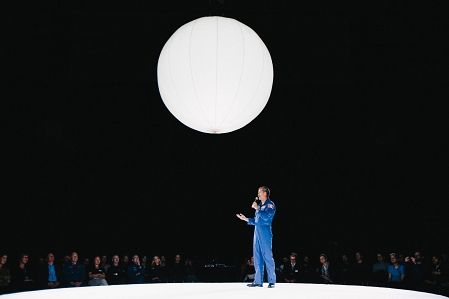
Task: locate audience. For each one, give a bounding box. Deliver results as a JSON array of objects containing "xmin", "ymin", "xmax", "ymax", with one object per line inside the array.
[{"xmin": 1, "ymin": 246, "xmax": 448, "ymax": 296}]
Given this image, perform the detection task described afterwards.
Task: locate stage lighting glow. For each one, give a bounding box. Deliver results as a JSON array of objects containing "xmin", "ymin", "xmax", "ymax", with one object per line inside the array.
[{"xmin": 157, "ymin": 17, "xmax": 273, "ymax": 134}]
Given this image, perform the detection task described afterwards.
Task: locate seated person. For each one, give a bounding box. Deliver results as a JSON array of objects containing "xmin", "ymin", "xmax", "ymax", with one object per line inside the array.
[
  {"xmin": 282, "ymin": 254, "xmax": 300, "ymax": 283},
  {"xmin": 88, "ymin": 256, "xmax": 108, "ymax": 286},
  {"xmin": 0, "ymin": 254, "xmax": 11, "ymax": 295},
  {"xmin": 128, "ymin": 255, "xmax": 145, "ymax": 284},
  {"xmin": 10, "ymin": 253, "xmax": 34, "ymax": 292},
  {"xmin": 388, "ymin": 253, "xmax": 405, "ymax": 287},
  {"xmin": 242, "ymin": 257, "xmax": 255, "ymax": 282},
  {"xmin": 106, "ymin": 255, "xmax": 126, "ymax": 285},
  {"xmin": 63, "ymin": 252, "xmax": 85, "ymax": 287},
  {"xmin": 148, "ymin": 256, "xmax": 165, "ymax": 283},
  {"xmin": 37, "ymin": 253, "xmax": 61, "ymax": 289}
]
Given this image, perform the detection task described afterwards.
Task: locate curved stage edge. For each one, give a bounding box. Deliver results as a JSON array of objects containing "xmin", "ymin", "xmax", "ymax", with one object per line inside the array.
[{"xmin": 2, "ymin": 283, "xmax": 445, "ymax": 299}]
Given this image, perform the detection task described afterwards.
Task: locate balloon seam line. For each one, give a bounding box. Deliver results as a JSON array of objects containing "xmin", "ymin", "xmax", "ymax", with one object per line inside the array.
[{"xmin": 216, "ymin": 20, "xmax": 246, "ymax": 132}]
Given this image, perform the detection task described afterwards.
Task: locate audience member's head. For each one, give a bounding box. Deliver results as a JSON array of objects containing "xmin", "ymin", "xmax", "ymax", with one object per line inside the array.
[
  {"xmin": 320, "ymin": 254, "xmax": 328, "ymax": 264},
  {"xmin": 71, "ymin": 252, "xmax": 79, "ymax": 265},
  {"xmin": 112, "ymin": 255, "xmax": 120, "ymax": 266}
]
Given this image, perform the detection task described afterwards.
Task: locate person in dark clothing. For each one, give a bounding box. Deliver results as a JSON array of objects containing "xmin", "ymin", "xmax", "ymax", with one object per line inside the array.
[
  {"xmin": 371, "ymin": 253, "xmax": 389, "ymax": 286},
  {"xmin": 184, "ymin": 259, "xmax": 199, "ymax": 282},
  {"xmin": 37, "ymin": 253, "xmax": 61, "ymax": 289},
  {"xmin": 63, "ymin": 252, "xmax": 85, "ymax": 287},
  {"xmin": 242, "ymin": 256, "xmax": 255, "ymax": 282},
  {"xmin": 353, "ymin": 252, "xmax": 370, "ymax": 285},
  {"xmin": 282, "ymin": 254, "xmax": 300, "ymax": 283},
  {"xmin": 128, "ymin": 255, "xmax": 145, "ymax": 284},
  {"xmin": 148, "ymin": 256, "xmax": 166, "ymax": 283},
  {"xmin": 106, "ymin": 255, "xmax": 127, "ymax": 285},
  {"xmin": 169, "ymin": 254, "xmax": 184, "ymax": 283},
  {"xmin": 298, "ymin": 256, "xmax": 315, "ymax": 283},
  {"xmin": 425, "ymin": 255, "xmax": 448, "ymax": 294},
  {"xmin": 10, "ymin": 253, "xmax": 34, "ymax": 292},
  {"xmin": 0, "ymin": 254, "xmax": 11, "ymax": 295},
  {"xmin": 87, "ymin": 256, "xmax": 108, "ymax": 286},
  {"xmin": 405, "ymin": 252, "xmax": 428, "ymax": 291},
  {"xmin": 319, "ymin": 254, "xmax": 336, "ymax": 284},
  {"xmin": 338, "ymin": 254, "xmax": 352, "ymax": 285}
]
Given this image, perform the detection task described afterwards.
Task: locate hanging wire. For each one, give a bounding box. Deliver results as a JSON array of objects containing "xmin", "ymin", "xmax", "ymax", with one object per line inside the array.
[{"xmin": 209, "ymin": 0, "xmax": 225, "ymax": 16}]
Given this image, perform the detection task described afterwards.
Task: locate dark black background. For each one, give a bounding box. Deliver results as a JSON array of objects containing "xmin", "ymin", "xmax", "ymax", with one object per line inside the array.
[{"xmin": 1, "ymin": 0, "xmax": 448, "ymax": 266}]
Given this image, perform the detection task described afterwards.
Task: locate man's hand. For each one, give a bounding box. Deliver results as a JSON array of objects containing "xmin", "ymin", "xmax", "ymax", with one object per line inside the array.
[
  {"xmin": 251, "ymin": 202, "xmax": 259, "ymax": 210},
  {"xmin": 236, "ymin": 213, "xmax": 248, "ymax": 222}
]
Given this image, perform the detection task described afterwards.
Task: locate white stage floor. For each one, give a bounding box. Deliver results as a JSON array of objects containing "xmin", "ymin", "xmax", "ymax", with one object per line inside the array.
[{"xmin": 2, "ymin": 283, "xmax": 446, "ymax": 299}]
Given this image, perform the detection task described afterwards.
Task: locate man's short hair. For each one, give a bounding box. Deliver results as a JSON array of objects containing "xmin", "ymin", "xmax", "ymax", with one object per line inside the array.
[{"xmin": 259, "ymin": 186, "xmax": 270, "ymax": 196}]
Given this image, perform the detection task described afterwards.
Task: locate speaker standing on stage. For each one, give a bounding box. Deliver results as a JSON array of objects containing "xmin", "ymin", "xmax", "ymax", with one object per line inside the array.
[{"xmin": 236, "ymin": 186, "xmax": 276, "ymax": 288}]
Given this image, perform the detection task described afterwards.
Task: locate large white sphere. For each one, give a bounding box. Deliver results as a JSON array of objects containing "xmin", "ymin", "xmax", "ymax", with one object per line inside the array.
[{"xmin": 157, "ymin": 16, "xmax": 273, "ymax": 134}]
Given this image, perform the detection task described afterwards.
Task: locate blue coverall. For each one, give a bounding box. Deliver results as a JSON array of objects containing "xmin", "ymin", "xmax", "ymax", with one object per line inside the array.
[{"xmin": 247, "ymin": 198, "xmax": 276, "ymax": 284}]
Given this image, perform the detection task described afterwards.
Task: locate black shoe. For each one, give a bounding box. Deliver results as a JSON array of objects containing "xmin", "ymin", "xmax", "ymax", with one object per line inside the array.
[
  {"xmin": 268, "ymin": 283, "xmax": 275, "ymax": 288},
  {"xmin": 247, "ymin": 283, "xmax": 263, "ymax": 287}
]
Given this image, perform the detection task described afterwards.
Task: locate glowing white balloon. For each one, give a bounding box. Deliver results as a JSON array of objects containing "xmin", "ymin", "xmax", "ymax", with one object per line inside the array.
[{"xmin": 157, "ymin": 16, "xmax": 273, "ymax": 134}]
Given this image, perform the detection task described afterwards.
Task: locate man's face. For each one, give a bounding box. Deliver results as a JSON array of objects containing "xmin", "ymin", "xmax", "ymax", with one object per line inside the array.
[
  {"xmin": 432, "ymin": 256, "xmax": 439, "ymax": 265},
  {"xmin": 391, "ymin": 256, "xmax": 397, "ymax": 263},
  {"xmin": 132, "ymin": 255, "xmax": 139, "ymax": 264},
  {"xmin": 377, "ymin": 254, "xmax": 384, "ymax": 262},
  {"xmin": 1, "ymin": 255, "xmax": 7, "ymax": 265},
  {"xmin": 142, "ymin": 256, "xmax": 147, "ymax": 263},
  {"xmin": 101, "ymin": 256, "xmax": 107, "ymax": 263},
  {"xmin": 415, "ymin": 252, "xmax": 422, "ymax": 262},
  {"xmin": 290, "ymin": 256, "xmax": 296, "ymax": 264},
  {"xmin": 21, "ymin": 255, "xmax": 29, "ymax": 264},
  {"xmin": 320, "ymin": 256, "xmax": 326, "ymax": 264},
  {"xmin": 84, "ymin": 258, "xmax": 89, "ymax": 266},
  {"xmin": 342, "ymin": 255, "xmax": 348, "ymax": 262},
  {"xmin": 304, "ymin": 256, "xmax": 309, "ymax": 263},
  {"xmin": 47, "ymin": 253, "xmax": 55, "ymax": 264},
  {"xmin": 355, "ymin": 252, "xmax": 362, "ymax": 261},
  {"xmin": 123, "ymin": 256, "xmax": 129, "ymax": 263},
  {"xmin": 175, "ymin": 255, "xmax": 181, "ymax": 263},
  {"xmin": 71, "ymin": 253, "xmax": 78, "ymax": 264},
  {"xmin": 257, "ymin": 189, "xmax": 268, "ymax": 201},
  {"xmin": 112, "ymin": 255, "xmax": 119, "ymax": 264},
  {"xmin": 64, "ymin": 255, "xmax": 71, "ymax": 263}
]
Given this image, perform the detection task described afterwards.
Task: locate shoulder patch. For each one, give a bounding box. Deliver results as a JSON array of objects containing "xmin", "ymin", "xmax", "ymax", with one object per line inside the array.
[{"xmin": 268, "ymin": 204, "xmax": 274, "ymax": 209}]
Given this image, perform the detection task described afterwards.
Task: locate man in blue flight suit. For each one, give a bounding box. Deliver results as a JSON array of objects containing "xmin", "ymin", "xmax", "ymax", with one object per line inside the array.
[{"xmin": 236, "ymin": 186, "xmax": 276, "ymax": 288}]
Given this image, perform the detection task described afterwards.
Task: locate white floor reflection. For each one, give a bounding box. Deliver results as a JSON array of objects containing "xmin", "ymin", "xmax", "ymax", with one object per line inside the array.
[{"xmin": 2, "ymin": 283, "xmax": 445, "ymax": 299}]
